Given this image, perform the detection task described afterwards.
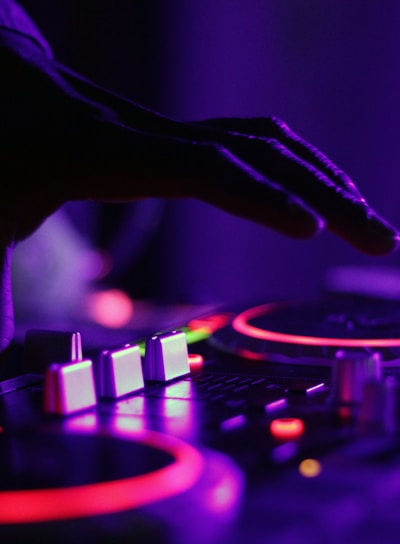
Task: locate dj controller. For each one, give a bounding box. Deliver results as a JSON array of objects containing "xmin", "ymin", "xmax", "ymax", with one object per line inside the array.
[{"xmin": 2, "ymin": 294, "xmax": 400, "ymax": 543}]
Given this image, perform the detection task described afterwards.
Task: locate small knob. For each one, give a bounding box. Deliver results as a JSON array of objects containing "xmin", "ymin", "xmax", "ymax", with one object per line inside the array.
[
  {"xmin": 359, "ymin": 376, "xmax": 398, "ymax": 433},
  {"xmin": 44, "ymin": 359, "xmax": 97, "ymax": 415},
  {"xmin": 96, "ymin": 344, "xmax": 144, "ymax": 398},
  {"xmin": 331, "ymin": 349, "xmax": 382, "ymax": 405}
]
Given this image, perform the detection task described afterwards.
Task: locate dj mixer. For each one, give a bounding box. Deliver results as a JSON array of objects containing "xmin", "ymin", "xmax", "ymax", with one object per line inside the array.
[{"xmin": 2, "ymin": 294, "xmax": 400, "ymax": 543}]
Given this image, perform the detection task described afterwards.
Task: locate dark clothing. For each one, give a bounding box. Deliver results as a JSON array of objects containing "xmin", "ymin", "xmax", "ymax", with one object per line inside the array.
[{"xmin": 0, "ymin": 0, "xmax": 52, "ymax": 57}]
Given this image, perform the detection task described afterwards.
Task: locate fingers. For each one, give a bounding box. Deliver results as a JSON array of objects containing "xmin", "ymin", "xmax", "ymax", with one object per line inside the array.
[
  {"xmin": 192, "ymin": 116, "xmax": 364, "ymax": 200},
  {"xmin": 189, "ymin": 117, "xmax": 399, "ymax": 255},
  {"xmin": 260, "ymin": 117, "xmax": 365, "ymax": 201},
  {"xmin": 187, "ymin": 143, "xmax": 325, "ymax": 239},
  {"xmin": 51, "ymin": 69, "xmax": 323, "ymax": 240},
  {"xmin": 66, "ymin": 121, "xmax": 323, "ymax": 240},
  {"xmin": 13, "ymin": 50, "xmax": 398, "ymax": 255},
  {"xmin": 227, "ymin": 136, "xmax": 399, "ymax": 255},
  {"xmin": 65, "ymin": 111, "xmax": 398, "ymax": 255},
  {"xmin": 55, "ymin": 67, "xmax": 395, "ymax": 254}
]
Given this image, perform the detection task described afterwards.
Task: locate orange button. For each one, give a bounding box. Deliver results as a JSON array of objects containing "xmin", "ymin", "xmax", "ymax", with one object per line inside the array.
[
  {"xmin": 270, "ymin": 418, "xmax": 305, "ymax": 440},
  {"xmin": 188, "ymin": 353, "xmax": 204, "ymax": 371}
]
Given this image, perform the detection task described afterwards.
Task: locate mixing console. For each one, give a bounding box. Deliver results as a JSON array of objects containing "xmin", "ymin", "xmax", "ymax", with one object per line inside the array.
[{"xmin": 1, "ymin": 295, "xmax": 400, "ymax": 543}]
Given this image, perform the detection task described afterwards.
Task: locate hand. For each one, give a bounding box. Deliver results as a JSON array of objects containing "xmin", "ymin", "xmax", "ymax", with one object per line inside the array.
[
  {"xmin": 2, "ymin": 32, "xmax": 398, "ymax": 256},
  {"xmin": 57, "ymin": 65, "xmax": 399, "ymax": 257},
  {"xmin": 187, "ymin": 116, "xmax": 399, "ymax": 256},
  {"xmin": 0, "ymin": 27, "xmax": 398, "ymax": 353}
]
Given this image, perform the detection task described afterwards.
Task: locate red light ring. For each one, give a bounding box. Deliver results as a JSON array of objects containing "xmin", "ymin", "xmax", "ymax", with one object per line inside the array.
[
  {"xmin": 233, "ymin": 302, "xmax": 400, "ymax": 348},
  {"xmin": 0, "ymin": 429, "xmax": 204, "ymax": 524}
]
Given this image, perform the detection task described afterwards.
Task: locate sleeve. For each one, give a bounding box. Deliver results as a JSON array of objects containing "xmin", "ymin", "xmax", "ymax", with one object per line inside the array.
[{"xmin": 0, "ymin": 0, "xmax": 53, "ymax": 58}]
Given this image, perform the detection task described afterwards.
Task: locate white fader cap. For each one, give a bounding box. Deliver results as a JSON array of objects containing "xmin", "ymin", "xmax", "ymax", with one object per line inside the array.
[{"xmin": 143, "ymin": 331, "xmax": 190, "ymax": 382}]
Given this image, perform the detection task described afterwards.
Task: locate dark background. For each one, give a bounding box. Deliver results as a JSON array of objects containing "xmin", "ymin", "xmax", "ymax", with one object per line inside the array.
[{"xmin": 14, "ymin": 0, "xmax": 400, "ymax": 309}]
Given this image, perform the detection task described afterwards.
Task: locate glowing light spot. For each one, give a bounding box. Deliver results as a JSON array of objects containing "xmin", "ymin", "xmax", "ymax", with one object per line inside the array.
[
  {"xmin": 270, "ymin": 418, "xmax": 305, "ymax": 441},
  {"xmin": 233, "ymin": 302, "xmax": 400, "ymax": 347},
  {"xmin": 86, "ymin": 289, "xmax": 134, "ymax": 328},
  {"xmin": 298, "ymin": 458, "xmax": 322, "ymax": 478},
  {"xmin": 188, "ymin": 353, "xmax": 204, "ymax": 371},
  {"xmin": 209, "ymin": 475, "xmax": 239, "ymax": 513},
  {"xmin": 0, "ymin": 426, "xmax": 3, "ymax": 433},
  {"xmin": 338, "ymin": 405, "xmax": 353, "ymax": 421},
  {"xmin": 188, "ymin": 313, "xmax": 232, "ymax": 334}
]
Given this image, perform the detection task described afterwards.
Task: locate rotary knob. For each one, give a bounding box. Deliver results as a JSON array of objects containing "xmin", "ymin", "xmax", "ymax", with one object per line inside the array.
[
  {"xmin": 331, "ymin": 349, "xmax": 382, "ymax": 406},
  {"xmin": 331, "ymin": 349, "xmax": 397, "ymax": 433}
]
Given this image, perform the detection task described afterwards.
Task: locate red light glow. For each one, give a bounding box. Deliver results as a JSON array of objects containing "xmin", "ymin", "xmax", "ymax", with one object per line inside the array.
[
  {"xmin": 188, "ymin": 313, "xmax": 232, "ymax": 334},
  {"xmin": 188, "ymin": 353, "xmax": 204, "ymax": 371},
  {"xmin": 0, "ymin": 429, "xmax": 204, "ymax": 524},
  {"xmin": 86, "ymin": 289, "xmax": 134, "ymax": 328},
  {"xmin": 270, "ymin": 418, "xmax": 305, "ymax": 440},
  {"xmin": 233, "ymin": 303, "xmax": 400, "ymax": 347}
]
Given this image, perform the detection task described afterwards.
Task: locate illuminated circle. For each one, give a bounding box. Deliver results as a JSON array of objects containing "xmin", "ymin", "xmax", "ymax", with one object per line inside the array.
[
  {"xmin": 298, "ymin": 458, "xmax": 322, "ymax": 478},
  {"xmin": 233, "ymin": 302, "xmax": 400, "ymax": 348},
  {"xmin": 270, "ymin": 418, "xmax": 305, "ymax": 440},
  {"xmin": 0, "ymin": 429, "xmax": 204, "ymax": 524}
]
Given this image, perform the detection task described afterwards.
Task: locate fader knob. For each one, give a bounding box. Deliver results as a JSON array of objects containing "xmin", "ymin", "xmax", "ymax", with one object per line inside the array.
[
  {"xmin": 44, "ymin": 359, "xmax": 97, "ymax": 415},
  {"xmin": 143, "ymin": 330, "xmax": 190, "ymax": 382},
  {"xmin": 358, "ymin": 375, "xmax": 398, "ymax": 433},
  {"xmin": 96, "ymin": 344, "xmax": 144, "ymax": 398}
]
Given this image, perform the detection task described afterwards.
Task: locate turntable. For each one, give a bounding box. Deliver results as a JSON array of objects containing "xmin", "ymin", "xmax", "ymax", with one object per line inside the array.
[
  {"xmin": 209, "ymin": 295, "xmax": 400, "ymax": 366},
  {"xmin": 1, "ymin": 294, "xmax": 400, "ymax": 544}
]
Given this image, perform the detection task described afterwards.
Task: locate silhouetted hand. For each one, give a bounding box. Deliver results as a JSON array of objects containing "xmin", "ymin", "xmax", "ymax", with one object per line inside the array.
[
  {"xmin": 1, "ymin": 28, "xmax": 398, "ymax": 254},
  {"xmin": 0, "ymin": 9, "xmax": 398, "ymax": 350}
]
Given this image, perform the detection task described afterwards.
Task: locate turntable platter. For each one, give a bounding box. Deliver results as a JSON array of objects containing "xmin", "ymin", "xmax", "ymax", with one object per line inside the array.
[
  {"xmin": 209, "ymin": 296, "xmax": 400, "ymax": 366},
  {"xmin": 0, "ymin": 427, "xmax": 203, "ymax": 523}
]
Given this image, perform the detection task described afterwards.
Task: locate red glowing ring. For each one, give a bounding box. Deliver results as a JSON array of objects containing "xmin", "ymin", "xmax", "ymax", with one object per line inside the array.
[
  {"xmin": 233, "ymin": 302, "xmax": 400, "ymax": 348},
  {"xmin": 0, "ymin": 429, "xmax": 204, "ymax": 524}
]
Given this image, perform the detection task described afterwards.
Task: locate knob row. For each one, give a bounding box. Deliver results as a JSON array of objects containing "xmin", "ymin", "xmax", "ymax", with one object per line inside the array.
[{"xmin": 25, "ymin": 330, "xmax": 191, "ymax": 416}]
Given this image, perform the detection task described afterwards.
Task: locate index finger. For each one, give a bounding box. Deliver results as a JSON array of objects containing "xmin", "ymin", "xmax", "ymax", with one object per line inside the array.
[{"xmin": 253, "ymin": 139, "xmax": 399, "ymax": 255}]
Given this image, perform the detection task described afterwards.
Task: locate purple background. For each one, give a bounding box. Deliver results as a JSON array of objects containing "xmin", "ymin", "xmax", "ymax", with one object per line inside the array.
[{"xmin": 19, "ymin": 0, "xmax": 400, "ymax": 307}]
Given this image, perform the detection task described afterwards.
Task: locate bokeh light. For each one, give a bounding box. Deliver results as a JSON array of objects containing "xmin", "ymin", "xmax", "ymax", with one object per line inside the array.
[
  {"xmin": 298, "ymin": 458, "xmax": 322, "ymax": 478},
  {"xmin": 86, "ymin": 289, "xmax": 134, "ymax": 328},
  {"xmin": 270, "ymin": 418, "xmax": 305, "ymax": 441}
]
